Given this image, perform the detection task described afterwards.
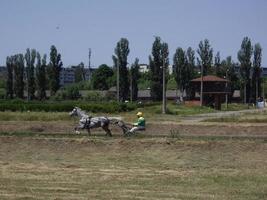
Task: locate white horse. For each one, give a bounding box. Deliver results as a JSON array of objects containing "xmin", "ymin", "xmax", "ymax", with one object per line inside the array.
[{"xmin": 69, "ymin": 107, "xmax": 130, "ymax": 136}]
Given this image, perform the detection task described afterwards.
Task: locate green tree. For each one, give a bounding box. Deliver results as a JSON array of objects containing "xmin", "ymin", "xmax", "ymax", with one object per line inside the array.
[
  {"xmin": 149, "ymin": 36, "xmax": 169, "ymax": 101},
  {"xmin": 48, "ymin": 45, "xmax": 63, "ymax": 96},
  {"xmin": 13, "ymin": 54, "xmax": 25, "ymax": 98},
  {"xmin": 74, "ymin": 62, "xmax": 85, "ymax": 83},
  {"xmin": 113, "ymin": 38, "xmax": 130, "ymax": 101},
  {"xmin": 25, "ymin": 48, "xmax": 36, "ymax": 100},
  {"xmin": 91, "ymin": 64, "xmax": 114, "ymax": 90},
  {"xmin": 214, "ymin": 51, "xmax": 222, "ymax": 76},
  {"xmin": 186, "ymin": 47, "xmax": 195, "ymax": 77},
  {"xmin": 252, "ymin": 43, "xmax": 262, "ymax": 101},
  {"xmin": 197, "ymin": 39, "xmax": 213, "ymax": 76},
  {"xmin": 238, "ymin": 37, "xmax": 253, "ymax": 103},
  {"xmin": 130, "ymin": 58, "xmax": 140, "ymax": 101},
  {"xmin": 36, "ymin": 53, "xmax": 47, "ymax": 100},
  {"xmin": 185, "ymin": 47, "xmax": 196, "ymax": 98},
  {"xmin": 173, "ymin": 47, "xmax": 187, "ymax": 100},
  {"xmin": 138, "ymin": 71, "xmax": 151, "ymax": 90},
  {"xmin": 6, "ymin": 56, "xmax": 13, "ymax": 99},
  {"xmin": 221, "ymin": 56, "xmax": 239, "ymax": 101},
  {"xmin": 65, "ymin": 85, "xmax": 81, "ymax": 100}
]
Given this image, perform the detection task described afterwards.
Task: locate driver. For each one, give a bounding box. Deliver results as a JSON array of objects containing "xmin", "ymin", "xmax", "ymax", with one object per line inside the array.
[{"xmin": 128, "ymin": 112, "xmax": 146, "ymax": 134}]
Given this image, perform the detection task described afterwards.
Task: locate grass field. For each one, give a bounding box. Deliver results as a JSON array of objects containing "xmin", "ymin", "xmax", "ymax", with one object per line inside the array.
[
  {"xmin": 0, "ymin": 107, "xmax": 266, "ymax": 199},
  {"xmin": 0, "ymin": 136, "xmax": 266, "ymax": 200}
]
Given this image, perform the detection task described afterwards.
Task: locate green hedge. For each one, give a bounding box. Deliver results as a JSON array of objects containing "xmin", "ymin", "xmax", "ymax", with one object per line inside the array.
[{"xmin": 0, "ymin": 100, "xmax": 137, "ymax": 113}]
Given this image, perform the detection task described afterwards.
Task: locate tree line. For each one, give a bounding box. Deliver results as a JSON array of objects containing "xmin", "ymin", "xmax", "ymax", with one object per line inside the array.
[
  {"xmin": 4, "ymin": 36, "xmax": 263, "ymax": 104},
  {"xmin": 5, "ymin": 45, "xmax": 62, "ymax": 100},
  {"xmin": 91, "ymin": 36, "xmax": 262, "ymax": 103}
]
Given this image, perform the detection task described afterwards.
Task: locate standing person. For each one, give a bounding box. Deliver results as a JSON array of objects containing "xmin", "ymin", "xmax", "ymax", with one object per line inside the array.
[{"xmin": 128, "ymin": 112, "xmax": 146, "ymax": 134}]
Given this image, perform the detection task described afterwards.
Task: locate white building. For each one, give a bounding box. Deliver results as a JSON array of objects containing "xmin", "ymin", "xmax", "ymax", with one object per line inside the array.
[
  {"xmin": 139, "ymin": 64, "xmax": 149, "ymax": 73},
  {"xmin": 138, "ymin": 64, "xmax": 173, "ymax": 75}
]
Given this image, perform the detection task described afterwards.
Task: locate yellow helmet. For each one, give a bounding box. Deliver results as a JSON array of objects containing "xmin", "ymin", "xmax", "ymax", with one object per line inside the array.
[{"xmin": 136, "ymin": 112, "xmax": 143, "ymax": 117}]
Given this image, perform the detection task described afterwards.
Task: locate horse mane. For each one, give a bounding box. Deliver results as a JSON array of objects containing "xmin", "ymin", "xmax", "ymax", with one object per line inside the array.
[{"xmin": 75, "ymin": 107, "xmax": 90, "ymax": 117}]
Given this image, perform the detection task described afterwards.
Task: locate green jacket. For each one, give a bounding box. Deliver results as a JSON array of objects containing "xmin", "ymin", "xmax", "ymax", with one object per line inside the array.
[{"xmin": 134, "ymin": 117, "xmax": 145, "ymax": 127}]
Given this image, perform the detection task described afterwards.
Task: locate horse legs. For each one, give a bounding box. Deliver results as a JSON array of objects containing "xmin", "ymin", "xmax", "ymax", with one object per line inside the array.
[
  {"xmin": 75, "ymin": 123, "xmax": 85, "ymax": 134},
  {"xmin": 102, "ymin": 125, "xmax": 112, "ymax": 137},
  {"xmin": 74, "ymin": 126, "xmax": 82, "ymax": 134}
]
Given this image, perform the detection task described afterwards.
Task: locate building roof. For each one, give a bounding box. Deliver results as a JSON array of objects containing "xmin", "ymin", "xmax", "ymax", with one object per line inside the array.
[{"xmin": 191, "ymin": 75, "xmax": 230, "ymax": 82}]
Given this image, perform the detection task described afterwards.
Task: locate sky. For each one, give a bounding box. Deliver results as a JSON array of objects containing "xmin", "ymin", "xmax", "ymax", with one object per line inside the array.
[{"xmin": 0, "ymin": 0, "xmax": 267, "ymax": 68}]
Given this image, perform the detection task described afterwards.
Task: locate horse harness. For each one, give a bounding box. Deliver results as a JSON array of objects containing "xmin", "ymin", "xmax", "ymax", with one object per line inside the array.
[{"xmin": 84, "ymin": 117, "xmax": 91, "ymax": 129}]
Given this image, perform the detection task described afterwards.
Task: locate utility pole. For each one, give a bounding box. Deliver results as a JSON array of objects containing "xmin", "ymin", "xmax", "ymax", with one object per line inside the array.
[
  {"xmin": 261, "ymin": 78, "xmax": 265, "ymax": 107},
  {"xmin": 88, "ymin": 48, "xmax": 91, "ymax": 80},
  {"xmin": 256, "ymin": 78, "xmax": 258, "ymax": 100},
  {"xmin": 225, "ymin": 69, "xmax": 229, "ymax": 109},
  {"xmin": 116, "ymin": 61, "xmax": 120, "ymax": 102},
  {"xmin": 162, "ymin": 59, "xmax": 166, "ymax": 114},
  {"xmin": 130, "ymin": 69, "xmax": 133, "ymax": 102},
  {"xmin": 200, "ymin": 64, "xmax": 203, "ymax": 106}
]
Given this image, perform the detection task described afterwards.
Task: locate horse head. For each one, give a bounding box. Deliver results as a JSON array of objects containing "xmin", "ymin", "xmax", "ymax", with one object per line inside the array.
[{"xmin": 69, "ymin": 107, "xmax": 80, "ymax": 117}]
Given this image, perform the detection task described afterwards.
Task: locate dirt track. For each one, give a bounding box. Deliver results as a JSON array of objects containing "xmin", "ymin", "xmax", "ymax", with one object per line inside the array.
[
  {"xmin": 1, "ymin": 108, "xmax": 267, "ymax": 137},
  {"xmin": 1, "ymin": 120, "xmax": 267, "ymax": 137}
]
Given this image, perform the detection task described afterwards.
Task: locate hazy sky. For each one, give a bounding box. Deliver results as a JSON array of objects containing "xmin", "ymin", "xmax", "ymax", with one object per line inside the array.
[{"xmin": 0, "ymin": 0, "xmax": 266, "ymax": 67}]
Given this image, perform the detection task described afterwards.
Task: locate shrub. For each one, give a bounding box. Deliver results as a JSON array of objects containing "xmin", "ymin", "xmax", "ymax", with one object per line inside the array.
[
  {"xmin": 104, "ymin": 91, "xmax": 116, "ymax": 101},
  {"xmin": 0, "ymin": 88, "xmax": 5, "ymax": 99},
  {"xmin": 0, "ymin": 100, "xmax": 137, "ymax": 113},
  {"xmin": 50, "ymin": 90, "xmax": 67, "ymax": 101},
  {"xmin": 65, "ymin": 85, "xmax": 81, "ymax": 100},
  {"xmin": 84, "ymin": 91, "xmax": 103, "ymax": 101}
]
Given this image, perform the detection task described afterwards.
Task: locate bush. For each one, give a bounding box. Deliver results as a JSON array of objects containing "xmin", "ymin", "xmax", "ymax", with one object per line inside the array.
[
  {"xmin": 0, "ymin": 88, "xmax": 5, "ymax": 99},
  {"xmin": 0, "ymin": 100, "xmax": 137, "ymax": 113},
  {"xmin": 84, "ymin": 91, "xmax": 103, "ymax": 101},
  {"xmin": 50, "ymin": 90, "xmax": 67, "ymax": 101},
  {"xmin": 50, "ymin": 86, "xmax": 81, "ymax": 101},
  {"xmin": 65, "ymin": 85, "xmax": 81, "ymax": 100},
  {"xmin": 104, "ymin": 91, "xmax": 116, "ymax": 101}
]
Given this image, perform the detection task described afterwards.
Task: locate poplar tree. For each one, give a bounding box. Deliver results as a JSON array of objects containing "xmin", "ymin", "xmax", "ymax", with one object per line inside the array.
[
  {"xmin": 36, "ymin": 53, "xmax": 47, "ymax": 100},
  {"xmin": 113, "ymin": 38, "xmax": 130, "ymax": 101},
  {"xmin": 130, "ymin": 58, "xmax": 140, "ymax": 101},
  {"xmin": 185, "ymin": 47, "xmax": 195, "ymax": 98},
  {"xmin": 197, "ymin": 39, "xmax": 213, "ymax": 75},
  {"xmin": 221, "ymin": 56, "xmax": 238, "ymax": 101},
  {"xmin": 252, "ymin": 43, "xmax": 262, "ymax": 101},
  {"xmin": 215, "ymin": 52, "xmax": 222, "ymax": 76},
  {"xmin": 186, "ymin": 47, "xmax": 195, "ymax": 77},
  {"xmin": 238, "ymin": 37, "xmax": 253, "ymax": 103},
  {"xmin": 13, "ymin": 54, "xmax": 25, "ymax": 98},
  {"xmin": 48, "ymin": 45, "xmax": 63, "ymax": 96},
  {"xmin": 149, "ymin": 36, "xmax": 169, "ymax": 101},
  {"xmin": 6, "ymin": 56, "xmax": 13, "ymax": 99},
  {"xmin": 173, "ymin": 48, "xmax": 187, "ymax": 100},
  {"xmin": 25, "ymin": 48, "xmax": 36, "ymax": 100}
]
